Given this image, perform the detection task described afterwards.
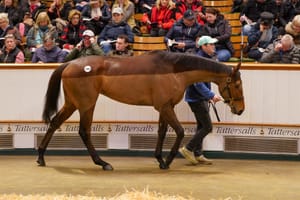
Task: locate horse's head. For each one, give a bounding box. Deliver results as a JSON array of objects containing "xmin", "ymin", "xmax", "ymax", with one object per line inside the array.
[{"xmin": 218, "ymin": 62, "xmax": 245, "ymax": 115}]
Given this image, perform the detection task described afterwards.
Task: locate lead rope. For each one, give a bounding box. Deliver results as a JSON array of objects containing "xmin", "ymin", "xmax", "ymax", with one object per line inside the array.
[{"xmin": 209, "ymin": 101, "xmax": 221, "ymax": 122}]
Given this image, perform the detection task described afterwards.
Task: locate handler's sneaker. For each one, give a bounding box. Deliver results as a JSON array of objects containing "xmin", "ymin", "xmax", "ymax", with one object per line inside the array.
[
  {"xmin": 179, "ymin": 146, "xmax": 198, "ymax": 165},
  {"xmin": 195, "ymin": 155, "xmax": 213, "ymax": 165}
]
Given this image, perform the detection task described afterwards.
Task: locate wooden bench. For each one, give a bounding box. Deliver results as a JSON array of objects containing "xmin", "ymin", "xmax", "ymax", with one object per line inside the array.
[
  {"xmin": 133, "ymin": 36, "xmax": 167, "ymax": 55},
  {"xmin": 203, "ymin": 0, "xmax": 233, "ymax": 13},
  {"xmin": 223, "ymin": 12, "xmax": 242, "ymax": 35}
]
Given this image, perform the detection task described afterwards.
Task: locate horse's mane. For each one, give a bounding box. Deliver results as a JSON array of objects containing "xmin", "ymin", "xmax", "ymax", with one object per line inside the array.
[{"xmin": 153, "ymin": 51, "xmax": 232, "ymax": 75}]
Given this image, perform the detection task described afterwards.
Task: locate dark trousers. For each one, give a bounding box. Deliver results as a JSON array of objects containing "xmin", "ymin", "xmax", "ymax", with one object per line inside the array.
[{"xmin": 186, "ymin": 101, "xmax": 213, "ymax": 157}]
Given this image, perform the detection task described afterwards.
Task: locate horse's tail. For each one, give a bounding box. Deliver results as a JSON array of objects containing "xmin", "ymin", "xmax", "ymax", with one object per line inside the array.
[{"xmin": 42, "ymin": 62, "xmax": 69, "ymax": 124}]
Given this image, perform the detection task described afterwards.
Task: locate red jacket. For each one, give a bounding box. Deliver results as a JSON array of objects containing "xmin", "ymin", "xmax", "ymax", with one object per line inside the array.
[
  {"xmin": 175, "ymin": 0, "xmax": 205, "ymax": 25},
  {"xmin": 142, "ymin": 6, "xmax": 176, "ymax": 31}
]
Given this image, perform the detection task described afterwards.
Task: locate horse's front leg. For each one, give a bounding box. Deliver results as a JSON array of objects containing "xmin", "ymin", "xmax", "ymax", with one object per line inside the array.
[
  {"xmin": 37, "ymin": 105, "xmax": 75, "ymax": 166},
  {"xmin": 78, "ymin": 107, "xmax": 113, "ymax": 171},
  {"xmin": 160, "ymin": 105, "xmax": 184, "ymax": 168},
  {"xmin": 155, "ymin": 115, "xmax": 168, "ymax": 169}
]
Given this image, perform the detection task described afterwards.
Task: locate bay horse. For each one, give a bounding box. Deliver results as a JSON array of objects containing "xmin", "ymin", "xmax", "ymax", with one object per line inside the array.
[{"xmin": 37, "ymin": 51, "xmax": 244, "ymax": 171}]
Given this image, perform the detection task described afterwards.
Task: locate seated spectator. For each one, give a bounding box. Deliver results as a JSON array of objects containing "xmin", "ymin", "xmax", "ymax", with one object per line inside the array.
[
  {"xmin": 165, "ymin": 9, "xmax": 201, "ymax": 53},
  {"xmin": 0, "ymin": 34, "xmax": 24, "ymax": 63},
  {"xmin": 108, "ymin": 34, "xmax": 133, "ymax": 56},
  {"xmin": 260, "ymin": 34, "xmax": 300, "ymax": 63},
  {"xmin": 64, "ymin": 29, "xmax": 104, "ymax": 61},
  {"xmin": 98, "ymin": 7, "xmax": 134, "ymax": 55},
  {"xmin": 112, "ymin": 0, "xmax": 136, "ymax": 29},
  {"xmin": 138, "ymin": 0, "xmax": 156, "ymax": 13},
  {"xmin": 175, "ymin": 0, "xmax": 205, "ymax": 25},
  {"xmin": 47, "ymin": 0, "xmax": 73, "ymax": 22},
  {"xmin": 280, "ymin": 0, "xmax": 300, "ymax": 30},
  {"xmin": 26, "ymin": 12, "xmax": 58, "ymax": 52},
  {"xmin": 0, "ymin": 13, "xmax": 21, "ymax": 48},
  {"xmin": 81, "ymin": 0, "xmax": 112, "ymax": 35},
  {"xmin": 59, "ymin": 9, "xmax": 87, "ymax": 52},
  {"xmin": 198, "ymin": 8, "xmax": 234, "ymax": 62},
  {"xmin": 0, "ymin": 0, "xmax": 22, "ymax": 26},
  {"xmin": 141, "ymin": 0, "xmax": 176, "ymax": 36},
  {"xmin": 15, "ymin": 12, "xmax": 34, "ymax": 38},
  {"xmin": 240, "ymin": 0, "xmax": 276, "ymax": 36},
  {"xmin": 19, "ymin": 0, "xmax": 47, "ymax": 21},
  {"xmin": 246, "ymin": 11, "xmax": 278, "ymax": 61},
  {"xmin": 285, "ymin": 14, "xmax": 300, "ymax": 45},
  {"xmin": 196, "ymin": 35, "xmax": 218, "ymax": 60},
  {"xmin": 32, "ymin": 34, "xmax": 67, "ymax": 63}
]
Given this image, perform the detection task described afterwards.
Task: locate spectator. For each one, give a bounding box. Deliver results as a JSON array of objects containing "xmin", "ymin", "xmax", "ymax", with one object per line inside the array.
[
  {"xmin": 47, "ymin": 0, "xmax": 73, "ymax": 22},
  {"xmin": 112, "ymin": 0, "xmax": 136, "ymax": 29},
  {"xmin": 246, "ymin": 11, "xmax": 278, "ymax": 61},
  {"xmin": 98, "ymin": 7, "xmax": 134, "ymax": 55},
  {"xmin": 0, "ymin": 13, "xmax": 21, "ymax": 48},
  {"xmin": 59, "ymin": 9, "xmax": 87, "ymax": 52},
  {"xmin": 108, "ymin": 34, "xmax": 133, "ymax": 56},
  {"xmin": 81, "ymin": 0, "xmax": 112, "ymax": 35},
  {"xmin": 260, "ymin": 34, "xmax": 300, "ymax": 63},
  {"xmin": 15, "ymin": 12, "xmax": 34, "ymax": 38},
  {"xmin": 280, "ymin": 0, "xmax": 300, "ymax": 30},
  {"xmin": 32, "ymin": 34, "xmax": 67, "ymax": 63},
  {"xmin": 26, "ymin": 12, "xmax": 58, "ymax": 51},
  {"xmin": 138, "ymin": 0, "xmax": 156, "ymax": 13},
  {"xmin": 0, "ymin": 34, "xmax": 24, "ymax": 63},
  {"xmin": 285, "ymin": 14, "xmax": 300, "ymax": 45},
  {"xmin": 198, "ymin": 7, "xmax": 234, "ymax": 62},
  {"xmin": 165, "ymin": 9, "xmax": 201, "ymax": 53},
  {"xmin": 240, "ymin": 0, "xmax": 276, "ymax": 36},
  {"xmin": 179, "ymin": 35, "xmax": 222, "ymax": 165},
  {"xmin": 19, "ymin": 0, "xmax": 47, "ymax": 21},
  {"xmin": 175, "ymin": 0, "xmax": 205, "ymax": 25},
  {"xmin": 0, "ymin": 0, "xmax": 22, "ymax": 26},
  {"xmin": 64, "ymin": 29, "xmax": 104, "ymax": 61},
  {"xmin": 141, "ymin": 0, "xmax": 176, "ymax": 36}
]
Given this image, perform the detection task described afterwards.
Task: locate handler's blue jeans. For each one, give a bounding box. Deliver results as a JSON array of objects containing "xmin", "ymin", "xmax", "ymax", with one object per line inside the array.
[{"xmin": 186, "ymin": 100, "xmax": 212, "ymax": 157}]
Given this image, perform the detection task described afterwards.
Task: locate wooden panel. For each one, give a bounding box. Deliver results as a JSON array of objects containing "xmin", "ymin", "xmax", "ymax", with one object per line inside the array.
[
  {"xmin": 133, "ymin": 43, "xmax": 167, "ymax": 51},
  {"xmin": 134, "ymin": 36, "xmax": 165, "ymax": 43},
  {"xmin": 203, "ymin": 0, "xmax": 233, "ymax": 7},
  {"xmin": 223, "ymin": 12, "xmax": 240, "ymax": 21}
]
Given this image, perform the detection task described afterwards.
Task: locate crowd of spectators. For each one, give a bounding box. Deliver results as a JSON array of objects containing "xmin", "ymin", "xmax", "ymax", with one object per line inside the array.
[{"xmin": 0, "ymin": 0, "xmax": 299, "ymax": 63}]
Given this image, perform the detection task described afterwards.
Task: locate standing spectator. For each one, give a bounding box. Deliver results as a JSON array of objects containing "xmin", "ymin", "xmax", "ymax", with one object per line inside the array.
[
  {"xmin": 198, "ymin": 7, "xmax": 234, "ymax": 62},
  {"xmin": 179, "ymin": 35, "xmax": 222, "ymax": 165},
  {"xmin": 285, "ymin": 14, "xmax": 300, "ymax": 45},
  {"xmin": 141, "ymin": 0, "xmax": 176, "ymax": 36},
  {"xmin": 81, "ymin": 0, "xmax": 112, "ymax": 35},
  {"xmin": 64, "ymin": 29, "xmax": 104, "ymax": 61},
  {"xmin": 59, "ymin": 9, "xmax": 87, "ymax": 52},
  {"xmin": 240, "ymin": 0, "xmax": 277, "ymax": 36},
  {"xmin": 165, "ymin": 9, "xmax": 201, "ymax": 53},
  {"xmin": 0, "ymin": 34, "xmax": 24, "ymax": 63},
  {"xmin": 112, "ymin": 0, "xmax": 136, "ymax": 29},
  {"xmin": 0, "ymin": 0, "xmax": 22, "ymax": 26},
  {"xmin": 108, "ymin": 34, "xmax": 133, "ymax": 56},
  {"xmin": 32, "ymin": 34, "xmax": 67, "ymax": 63},
  {"xmin": 260, "ymin": 34, "xmax": 300, "ymax": 63},
  {"xmin": 175, "ymin": 0, "xmax": 205, "ymax": 25},
  {"xmin": 246, "ymin": 11, "xmax": 278, "ymax": 61},
  {"xmin": 26, "ymin": 12, "xmax": 58, "ymax": 51},
  {"xmin": 98, "ymin": 7, "xmax": 134, "ymax": 55}
]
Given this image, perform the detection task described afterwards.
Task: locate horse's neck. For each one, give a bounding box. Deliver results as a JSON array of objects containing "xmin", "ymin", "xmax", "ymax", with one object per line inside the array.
[{"xmin": 181, "ymin": 70, "xmax": 229, "ymax": 87}]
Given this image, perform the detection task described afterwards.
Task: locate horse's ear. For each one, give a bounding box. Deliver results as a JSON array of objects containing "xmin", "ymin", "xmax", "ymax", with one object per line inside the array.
[{"xmin": 232, "ymin": 62, "xmax": 241, "ymax": 74}]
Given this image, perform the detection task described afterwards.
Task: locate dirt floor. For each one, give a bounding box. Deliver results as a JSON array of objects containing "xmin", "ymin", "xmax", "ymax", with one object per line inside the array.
[{"xmin": 0, "ymin": 155, "xmax": 299, "ymax": 200}]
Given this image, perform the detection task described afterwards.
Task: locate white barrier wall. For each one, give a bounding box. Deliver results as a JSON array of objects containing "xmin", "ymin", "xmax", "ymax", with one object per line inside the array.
[{"xmin": 0, "ymin": 65, "xmax": 300, "ymax": 153}]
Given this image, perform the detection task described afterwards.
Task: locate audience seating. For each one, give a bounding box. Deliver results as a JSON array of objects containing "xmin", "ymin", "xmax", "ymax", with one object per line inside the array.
[
  {"xmin": 203, "ymin": 0, "xmax": 233, "ymax": 13},
  {"xmin": 223, "ymin": 12, "xmax": 242, "ymax": 35},
  {"xmin": 133, "ymin": 36, "xmax": 167, "ymax": 55}
]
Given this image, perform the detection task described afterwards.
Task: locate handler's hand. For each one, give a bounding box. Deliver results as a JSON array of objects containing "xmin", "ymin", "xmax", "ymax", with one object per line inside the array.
[{"xmin": 211, "ymin": 94, "xmax": 222, "ymax": 103}]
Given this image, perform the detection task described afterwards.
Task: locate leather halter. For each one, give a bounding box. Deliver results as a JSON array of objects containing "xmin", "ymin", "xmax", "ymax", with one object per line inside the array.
[{"xmin": 221, "ymin": 76, "xmax": 244, "ymax": 106}]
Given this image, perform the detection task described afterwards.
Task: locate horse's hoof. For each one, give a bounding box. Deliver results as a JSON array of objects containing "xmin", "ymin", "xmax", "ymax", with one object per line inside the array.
[
  {"xmin": 159, "ymin": 163, "xmax": 169, "ymax": 170},
  {"xmin": 37, "ymin": 158, "xmax": 46, "ymax": 167},
  {"xmin": 103, "ymin": 164, "xmax": 113, "ymax": 171}
]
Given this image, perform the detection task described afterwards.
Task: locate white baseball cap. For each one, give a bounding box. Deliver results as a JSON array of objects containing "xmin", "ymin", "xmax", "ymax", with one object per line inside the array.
[
  {"xmin": 83, "ymin": 30, "xmax": 95, "ymax": 37},
  {"xmin": 198, "ymin": 36, "xmax": 218, "ymax": 46}
]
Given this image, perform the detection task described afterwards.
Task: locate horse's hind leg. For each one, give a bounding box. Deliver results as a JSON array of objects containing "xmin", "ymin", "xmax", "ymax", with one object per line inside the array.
[
  {"xmin": 159, "ymin": 105, "xmax": 184, "ymax": 168},
  {"xmin": 155, "ymin": 115, "xmax": 168, "ymax": 169},
  {"xmin": 37, "ymin": 104, "xmax": 76, "ymax": 166},
  {"xmin": 78, "ymin": 106, "xmax": 113, "ymax": 171}
]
